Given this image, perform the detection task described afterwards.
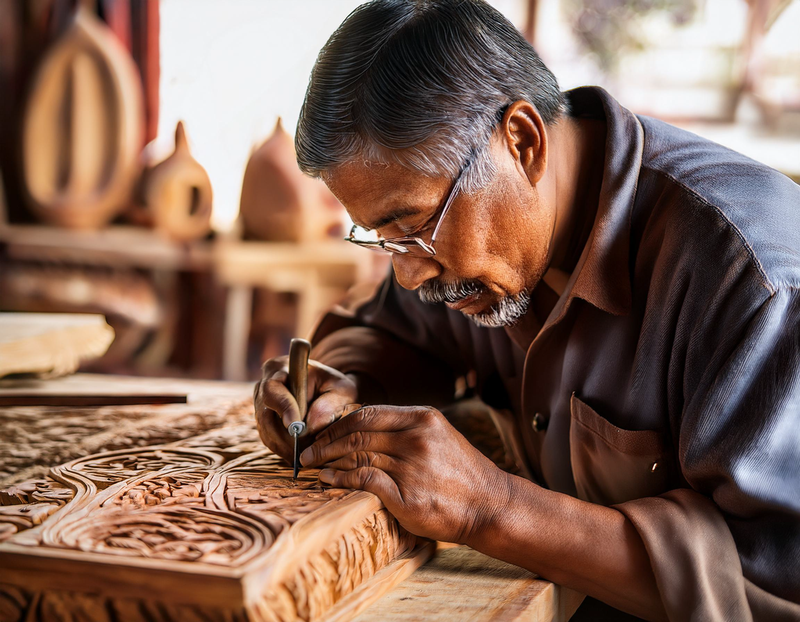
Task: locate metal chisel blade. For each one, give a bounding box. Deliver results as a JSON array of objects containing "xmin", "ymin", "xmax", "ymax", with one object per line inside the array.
[
  {"xmin": 288, "ymin": 420, "xmax": 306, "ymax": 481},
  {"xmin": 293, "ymin": 433, "xmax": 300, "ymax": 480}
]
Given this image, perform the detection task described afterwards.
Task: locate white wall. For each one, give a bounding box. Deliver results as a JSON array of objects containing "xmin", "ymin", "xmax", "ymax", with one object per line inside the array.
[{"xmin": 158, "ymin": 0, "xmax": 528, "ymax": 232}]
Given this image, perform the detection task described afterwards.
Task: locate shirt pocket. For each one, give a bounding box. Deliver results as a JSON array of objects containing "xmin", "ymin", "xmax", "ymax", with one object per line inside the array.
[{"xmin": 569, "ymin": 393, "xmax": 670, "ymax": 505}]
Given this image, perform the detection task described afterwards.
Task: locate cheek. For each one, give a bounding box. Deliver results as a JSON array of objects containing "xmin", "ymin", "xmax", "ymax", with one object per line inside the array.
[{"xmin": 437, "ymin": 200, "xmax": 521, "ymax": 288}]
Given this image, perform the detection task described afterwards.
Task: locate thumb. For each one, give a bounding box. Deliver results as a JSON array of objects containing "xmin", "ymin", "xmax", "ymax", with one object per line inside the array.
[{"xmin": 306, "ymin": 391, "xmax": 357, "ymax": 435}]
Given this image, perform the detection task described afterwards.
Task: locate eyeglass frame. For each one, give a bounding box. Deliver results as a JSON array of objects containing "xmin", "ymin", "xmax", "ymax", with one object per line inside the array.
[{"xmin": 344, "ymin": 156, "xmax": 473, "ymax": 257}]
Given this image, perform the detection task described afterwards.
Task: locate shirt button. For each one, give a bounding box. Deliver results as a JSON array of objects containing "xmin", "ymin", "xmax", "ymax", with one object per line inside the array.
[{"xmin": 532, "ymin": 412, "xmax": 548, "ymax": 432}]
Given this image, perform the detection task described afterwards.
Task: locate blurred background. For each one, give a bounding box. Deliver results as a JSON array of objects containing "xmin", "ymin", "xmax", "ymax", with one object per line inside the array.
[{"xmin": 0, "ymin": 0, "xmax": 798, "ymax": 382}]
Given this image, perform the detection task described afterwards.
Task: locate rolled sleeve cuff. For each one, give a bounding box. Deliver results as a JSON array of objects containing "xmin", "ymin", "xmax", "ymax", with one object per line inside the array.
[{"xmin": 615, "ymin": 489, "xmax": 800, "ymax": 621}]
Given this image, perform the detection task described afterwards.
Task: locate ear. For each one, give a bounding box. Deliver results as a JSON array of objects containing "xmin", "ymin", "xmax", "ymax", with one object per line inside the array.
[{"xmin": 500, "ymin": 100, "xmax": 548, "ymax": 185}]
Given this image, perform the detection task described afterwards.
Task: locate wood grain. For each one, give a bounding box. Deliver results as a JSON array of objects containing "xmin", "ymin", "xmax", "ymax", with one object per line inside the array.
[{"xmin": 352, "ymin": 544, "xmax": 584, "ymax": 622}]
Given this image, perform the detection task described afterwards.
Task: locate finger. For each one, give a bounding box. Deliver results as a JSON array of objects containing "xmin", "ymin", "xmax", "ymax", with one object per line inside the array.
[
  {"xmin": 254, "ymin": 408, "xmax": 293, "ymax": 461},
  {"xmin": 317, "ymin": 405, "xmax": 418, "ymax": 445},
  {"xmin": 318, "ymin": 467, "xmax": 402, "ymax": 508},
  {"xmin": 300, "ymin": 430, "xmax": 397, "ymax": 467},
  {"xmin": 261, "ymin": 355, "xmax": 289, "ymax": 375},
  {"xmin": 326, "ymin": 451, "xmax": 396, "ymax": 472},
  {"xmin": 260, "ymin": 373, "xmax": 301, "ymax": 428},
  {"xmin": 305, "ymin": 391, "xmax": 354, "ymax": 435}
]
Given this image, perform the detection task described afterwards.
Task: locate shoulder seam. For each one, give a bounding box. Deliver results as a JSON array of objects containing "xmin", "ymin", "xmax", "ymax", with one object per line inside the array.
[{"xmin": 643, "ymin": 166, "xmax": 776, "ymax": 295}]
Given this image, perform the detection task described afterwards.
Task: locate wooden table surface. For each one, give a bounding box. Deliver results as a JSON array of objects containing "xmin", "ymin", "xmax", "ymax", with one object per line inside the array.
[{"xmin": 0, "ymin": 374, "xmax": 582, "ymax": 621}]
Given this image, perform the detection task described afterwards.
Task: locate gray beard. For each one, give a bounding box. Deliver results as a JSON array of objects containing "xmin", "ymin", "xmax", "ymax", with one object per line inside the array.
[
  {"xmin": 468, "ymin": 291, "xmax": 530, "ymax": 327},
  {"xmin": 417, "ymin": 279, "xmax": 530, "ymax": 328}
]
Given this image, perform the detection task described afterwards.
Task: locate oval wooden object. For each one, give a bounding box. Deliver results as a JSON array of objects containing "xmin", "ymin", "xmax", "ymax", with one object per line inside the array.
[
  {"xmin": 142, "ymin": 121, "xmax": 213, "ymax": 241},
  {"xmin": 22, "ymin": 7, "xmax": 144, "ymax": 230},
  {"xmin": 239, "ymin": 118, "xmax": 345, "ymax": 242}
]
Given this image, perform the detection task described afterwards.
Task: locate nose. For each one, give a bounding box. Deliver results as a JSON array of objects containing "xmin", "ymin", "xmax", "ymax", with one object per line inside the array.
[{"xmin": 392, "ymin": 254, "xmax": 442, "ymax": 291}]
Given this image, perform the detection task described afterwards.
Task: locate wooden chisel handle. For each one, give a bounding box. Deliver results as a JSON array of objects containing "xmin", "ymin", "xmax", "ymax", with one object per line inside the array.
[{"xmin": 288, "ymin": 338, "xmax": 311, "ymax": 427}]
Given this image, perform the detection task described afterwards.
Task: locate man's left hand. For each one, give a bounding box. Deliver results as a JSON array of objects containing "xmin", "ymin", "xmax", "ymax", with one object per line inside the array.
[{"xmin": 299, "ymin": 404, "xmax": 511, "ymax": 544}]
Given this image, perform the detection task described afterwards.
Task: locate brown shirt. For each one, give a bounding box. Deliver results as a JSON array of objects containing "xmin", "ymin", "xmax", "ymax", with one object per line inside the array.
[{"xmin": 312, "ymin": 87, "xmax": 800, "ymax": 620}]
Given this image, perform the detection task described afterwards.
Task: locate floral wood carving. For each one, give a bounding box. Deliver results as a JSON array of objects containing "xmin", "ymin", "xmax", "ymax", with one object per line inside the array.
[{"xmin": 0, "ymin": 425, "xmax": 433, "ymax": 622}]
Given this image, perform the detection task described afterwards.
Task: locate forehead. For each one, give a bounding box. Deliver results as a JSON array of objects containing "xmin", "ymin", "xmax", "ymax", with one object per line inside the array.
[{"xmin": 324, "ymin": 160, "xmax": 450, "ymax": 229}]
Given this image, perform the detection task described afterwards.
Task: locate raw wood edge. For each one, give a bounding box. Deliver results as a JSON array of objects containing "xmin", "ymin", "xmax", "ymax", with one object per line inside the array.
[{"xmin": 322, "ymin": 539, "xmax": 436, "ymax": 622}]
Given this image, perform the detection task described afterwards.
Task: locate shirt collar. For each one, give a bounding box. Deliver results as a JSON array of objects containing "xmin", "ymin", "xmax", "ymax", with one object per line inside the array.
[{"xmin": 551, "ymin": 86, "xmax": 643, "ymax": 318}]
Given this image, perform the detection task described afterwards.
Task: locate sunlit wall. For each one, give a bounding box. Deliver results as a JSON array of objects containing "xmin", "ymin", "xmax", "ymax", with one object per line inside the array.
[{"xmin": 158, "ymin": 0, "xmax": 799, "ymax": 232}]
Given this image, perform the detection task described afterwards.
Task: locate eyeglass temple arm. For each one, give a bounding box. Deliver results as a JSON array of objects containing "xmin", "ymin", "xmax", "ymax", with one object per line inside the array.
[{"xmin": 430, "ymin": 174, "xmax": 465, "ymax": 244}]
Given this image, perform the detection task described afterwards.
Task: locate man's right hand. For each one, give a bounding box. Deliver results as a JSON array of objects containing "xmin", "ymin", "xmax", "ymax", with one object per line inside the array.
[{"xmin": 253, "ymin": 355, "xmax": 359, "ymax": 463}]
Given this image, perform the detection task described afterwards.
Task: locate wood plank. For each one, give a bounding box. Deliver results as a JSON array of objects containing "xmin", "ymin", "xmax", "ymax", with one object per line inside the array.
[
  {"xmin": 0, "ymin": 394, "xmax": 187, "ymax": 407},
  {"xmin": 352, "ymin": 544, "xmax": 584, "ymax": 622},
  {"xmin": 0, "ymin": 224, "xmax": 212, "ymax": 269},
  {"xmin": 0, "ymin": 373, "xmax": 249, "ymax": 401},
  {"xmin": 0, "ymin": 373, "xmax": 191, "ymax": 406}
]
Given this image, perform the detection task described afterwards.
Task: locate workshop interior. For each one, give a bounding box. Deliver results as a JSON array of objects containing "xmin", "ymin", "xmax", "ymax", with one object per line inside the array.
[{"xmin": 0, "ymin": 0, "xmax": 798, "ymax": 620}]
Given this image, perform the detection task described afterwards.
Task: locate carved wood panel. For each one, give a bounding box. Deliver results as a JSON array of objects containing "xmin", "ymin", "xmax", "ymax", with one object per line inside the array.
[
  {"xmin": 0, "ymin": 397, "xmax": 255, "ymax": 486},
  {"xmin": 0, "ymin": 413, "xmax": 432, "ymax": 621}
]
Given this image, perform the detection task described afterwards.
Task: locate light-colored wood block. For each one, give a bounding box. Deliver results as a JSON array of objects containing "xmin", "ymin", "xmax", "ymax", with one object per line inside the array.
[
  {"xmin": 0, "ymin": 424, "xmax": 434, "ymax": 621},
  {"xmin": 0, "ymin": 313, "xmax": 114, "ymax": 379}
]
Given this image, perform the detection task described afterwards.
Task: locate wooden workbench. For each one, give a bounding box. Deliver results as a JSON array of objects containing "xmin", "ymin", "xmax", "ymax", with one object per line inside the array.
[{"xmin": 0, "ymin": 374, "xmax": 582, "ymax": 621}]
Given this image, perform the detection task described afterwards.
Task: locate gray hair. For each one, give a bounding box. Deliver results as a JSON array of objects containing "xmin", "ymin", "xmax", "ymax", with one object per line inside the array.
[{"xmin": 295, "ymin": 0, "xmax": 567, "ymax": 193}]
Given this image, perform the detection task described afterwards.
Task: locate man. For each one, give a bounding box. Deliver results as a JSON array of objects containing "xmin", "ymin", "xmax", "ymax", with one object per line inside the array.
[{"xmin": 253, "ymin": 1, "xmax": 800, "ymax": 619}]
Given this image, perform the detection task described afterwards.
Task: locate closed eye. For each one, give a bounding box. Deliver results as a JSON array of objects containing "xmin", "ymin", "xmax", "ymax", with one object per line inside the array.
[{"xmin": 375, "ymin": 211, "xmax": 435, "ymax": 239}]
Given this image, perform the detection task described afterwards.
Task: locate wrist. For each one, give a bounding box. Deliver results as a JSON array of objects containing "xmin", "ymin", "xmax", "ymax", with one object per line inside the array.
[{"xmin": 463, "ymin": 468, "xmax": 517, "ymax": 550}]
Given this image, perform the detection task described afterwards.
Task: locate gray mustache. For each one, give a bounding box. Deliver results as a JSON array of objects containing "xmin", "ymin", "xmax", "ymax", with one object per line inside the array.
[{"xmin": 417, "ymin": 279, "xmax": 485, "ymax": 305}]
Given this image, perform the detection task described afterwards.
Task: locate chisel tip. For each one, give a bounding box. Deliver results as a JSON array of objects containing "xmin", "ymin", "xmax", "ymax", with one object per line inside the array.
[{"xmin": 288, "ymin": 421, "xmax": 306, "ymax": 481}]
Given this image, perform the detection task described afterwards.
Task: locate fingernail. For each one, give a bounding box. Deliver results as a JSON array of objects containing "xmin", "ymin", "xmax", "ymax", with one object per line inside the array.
[
  {"xmin": 299, "ymin": 448, "xmax": 313, "ymax": 466},
  {"xmin": 319, "ymin": 469, "xmax": 335, "ymax": 484}
]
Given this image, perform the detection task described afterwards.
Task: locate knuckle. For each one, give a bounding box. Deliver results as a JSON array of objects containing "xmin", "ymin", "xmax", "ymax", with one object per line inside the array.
[
  {"xmin": 346, "ymin": 431, "xmax": 361, "ymax": 452},
  {"xmin": 360, "ymin": 467, "xmax": 375, "ymax": 488},
  {"xmin": 419, "ymin": 407, "xmax": 437, "ymax": 424},
  {"xmin": 408, "ymin": 432, "xmax": 429, "ymax": 456},
  {"xmin": 355, "ymin": 451, "xmax": 375, "ymax": 469},
  {"xmin": 261, "ymin": 356, "xmax": 287, "ymax": 374},
  {"xmin": 353, "ymin": 405, "xmax": 373, "ymax": 426}
]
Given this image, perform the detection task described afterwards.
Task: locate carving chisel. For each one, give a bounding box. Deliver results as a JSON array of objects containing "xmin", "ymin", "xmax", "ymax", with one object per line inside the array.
[{"xmin": 287, "ymin": 338, "xmax": 311, "ymax": 480}]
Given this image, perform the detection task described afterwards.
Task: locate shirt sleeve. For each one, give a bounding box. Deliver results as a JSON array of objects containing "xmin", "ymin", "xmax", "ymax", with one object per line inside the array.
[
  {"xmin": 615, "ymin": 286, "xmax": 800, "ymax": 621},
  {"xmin": 311, "ymin": 269, "xmax": 472, "ymax": 404}
]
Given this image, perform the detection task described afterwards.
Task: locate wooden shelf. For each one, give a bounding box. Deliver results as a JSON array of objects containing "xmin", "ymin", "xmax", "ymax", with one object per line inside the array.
[
  {"xmin": 0, "ymin": 224, "xmax": 213, "ymax": 270},
  {"xmin": 214, "ymin": 239, "xmax": 374, "ymax": 381}
]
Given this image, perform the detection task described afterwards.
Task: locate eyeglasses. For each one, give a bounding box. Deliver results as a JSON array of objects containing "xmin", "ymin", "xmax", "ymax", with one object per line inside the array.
[{"xmin": 345, "ymin": 157, "xmax": 472, "ymax": 257}]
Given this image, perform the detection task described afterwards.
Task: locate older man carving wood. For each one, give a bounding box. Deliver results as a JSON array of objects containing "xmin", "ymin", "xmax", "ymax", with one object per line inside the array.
[{"xmin": 254, "ymin": 1, "xmax": 800, "ymax": 619}]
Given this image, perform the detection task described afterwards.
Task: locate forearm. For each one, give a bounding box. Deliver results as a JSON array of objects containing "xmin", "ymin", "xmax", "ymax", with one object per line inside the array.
[{"xmin": 470, "ymin": 473, "xmax": 667, "ymax": 621}]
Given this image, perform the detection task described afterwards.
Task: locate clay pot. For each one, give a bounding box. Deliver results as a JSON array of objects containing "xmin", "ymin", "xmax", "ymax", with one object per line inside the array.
[
  {"xmin": 141, "ymin": 121, "xmax": 213, "ymax": 242},
  {"xmin": 238, "ymin": 118, "xmax": 344, "ymax": 242}
]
